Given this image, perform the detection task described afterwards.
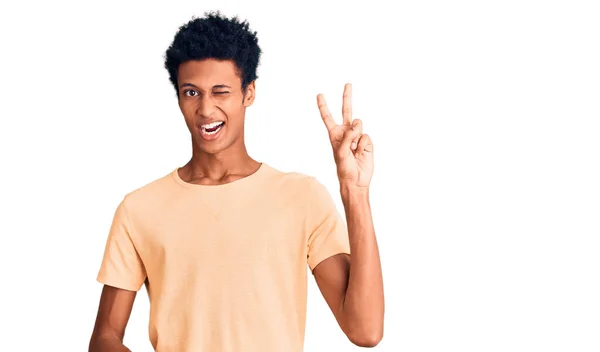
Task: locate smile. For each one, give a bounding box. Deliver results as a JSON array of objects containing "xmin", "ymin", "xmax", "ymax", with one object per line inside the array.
[{"xmin": 199, "ymin": 121, "xmax": 225, "ymax": 140}]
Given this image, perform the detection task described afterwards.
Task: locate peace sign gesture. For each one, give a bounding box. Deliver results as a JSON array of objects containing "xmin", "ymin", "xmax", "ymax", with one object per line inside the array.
[{"xmin": 317, "ymin": 83, "xmax": 374, "ymax": 188}]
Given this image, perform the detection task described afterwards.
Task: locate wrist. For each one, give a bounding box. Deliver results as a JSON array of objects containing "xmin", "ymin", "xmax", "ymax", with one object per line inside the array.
[{"xmin": 339, "ymin": 183, "xmax": 370, "ymax": 199}]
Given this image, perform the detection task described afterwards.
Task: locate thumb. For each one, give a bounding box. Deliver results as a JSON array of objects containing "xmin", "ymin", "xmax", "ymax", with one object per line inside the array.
[{"xmin": 338, "ymin": 125, "xmax": 361, "ymax": 159}]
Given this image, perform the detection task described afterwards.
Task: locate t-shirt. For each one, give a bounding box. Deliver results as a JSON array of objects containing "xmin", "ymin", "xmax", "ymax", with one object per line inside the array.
[{"xmin": 96, "ymin": 163, "xmax": 351, "ymax": 352}]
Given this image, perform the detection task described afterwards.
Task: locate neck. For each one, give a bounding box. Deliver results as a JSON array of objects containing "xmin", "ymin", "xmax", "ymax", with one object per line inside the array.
[{"xmin": 182, "ymin": 142, "xmax": 260, "ymax": 183}]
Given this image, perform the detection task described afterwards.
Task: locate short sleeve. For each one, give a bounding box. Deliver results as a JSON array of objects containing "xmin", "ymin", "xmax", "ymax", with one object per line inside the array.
[
  {"xmin": 306, "ymin": 177, "xmax": 351, "ymax": 272},
  {"xmin": 96, "ymin": 197, "xmax": 147, "ymax": 291}
]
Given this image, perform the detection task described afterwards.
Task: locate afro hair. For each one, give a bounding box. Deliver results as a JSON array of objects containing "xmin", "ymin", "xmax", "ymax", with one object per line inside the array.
[{"xmin": 164, "ymin": 11, "xmax": 262, "ymax": 97}]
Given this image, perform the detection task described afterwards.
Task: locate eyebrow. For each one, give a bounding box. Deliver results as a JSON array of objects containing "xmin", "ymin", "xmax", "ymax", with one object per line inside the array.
[{"xmin": 178, "ymin": 83, "xmax": 232, "ymax": 90}]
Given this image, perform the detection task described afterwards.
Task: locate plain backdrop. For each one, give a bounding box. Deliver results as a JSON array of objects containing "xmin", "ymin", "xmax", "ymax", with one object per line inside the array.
[{"xmin": 1, "ymin": 0, "xmax": 599, "ymax": 351}]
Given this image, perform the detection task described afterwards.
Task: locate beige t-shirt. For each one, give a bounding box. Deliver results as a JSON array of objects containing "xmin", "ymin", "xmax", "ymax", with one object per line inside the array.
[{"xmin": 96, "ymin": 163, "xmax": 350, "ymax": 351}]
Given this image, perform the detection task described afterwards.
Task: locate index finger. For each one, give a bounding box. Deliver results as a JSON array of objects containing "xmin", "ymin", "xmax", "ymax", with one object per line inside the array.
[{"xmin": 317, "ymin": 94, "xmax": 336, "ymax": 131}]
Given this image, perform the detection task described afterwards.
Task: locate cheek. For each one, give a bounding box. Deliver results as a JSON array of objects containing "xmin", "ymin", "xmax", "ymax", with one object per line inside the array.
[
  {"xmin": 179, "ymin": 102, "xmax": 197, "ymax": 126},
  {"xmin": 220, "ymin": 100, "xmax": 243, "ymax": 118},
  {"xmin": 179, "ymin": 100, "xmax": 193, "ymax": 113}
]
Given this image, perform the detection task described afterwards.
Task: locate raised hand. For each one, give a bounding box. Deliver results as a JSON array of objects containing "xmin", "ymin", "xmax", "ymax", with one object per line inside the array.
[{"xmin": 317, "ymin": 83, "xmax": 374, "ymax": 188}]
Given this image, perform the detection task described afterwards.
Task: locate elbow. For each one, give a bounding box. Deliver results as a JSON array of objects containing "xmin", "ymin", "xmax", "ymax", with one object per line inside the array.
[{"xmin": 347, "ymin": 327, "xmax": 384, "ymax": 348}]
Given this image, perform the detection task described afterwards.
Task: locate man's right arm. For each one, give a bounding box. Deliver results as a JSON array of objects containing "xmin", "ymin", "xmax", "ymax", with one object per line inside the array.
[{"xmin": 89, "ymin": 285, "xmax": 137, "ymax": 352}]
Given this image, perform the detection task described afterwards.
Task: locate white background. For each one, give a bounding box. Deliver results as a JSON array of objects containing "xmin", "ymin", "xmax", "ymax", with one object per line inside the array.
[{"xmin": 1, "ymin": 0, "xmax": 599, "ymax": 351}]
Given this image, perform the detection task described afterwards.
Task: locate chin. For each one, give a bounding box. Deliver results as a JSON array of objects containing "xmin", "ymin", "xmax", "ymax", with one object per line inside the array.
[{"xmin": 194, "ymin": 141, "xmax": 225, "ymax": 155}]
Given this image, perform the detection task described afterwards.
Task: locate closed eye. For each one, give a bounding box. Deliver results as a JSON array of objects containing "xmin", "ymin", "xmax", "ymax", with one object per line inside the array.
[{"xmin": 182, "ymin": 90, "xmax": 229, "ymax": 97}]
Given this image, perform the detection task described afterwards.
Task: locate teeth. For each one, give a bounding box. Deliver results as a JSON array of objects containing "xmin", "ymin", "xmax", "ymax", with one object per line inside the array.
[
  {"xmin": 201, "ymin": 121, "xmax": 224, "ymax": 130},
  {"xmin": 201, "ymin": 121, "xmax": 224, "ymax": 135}
]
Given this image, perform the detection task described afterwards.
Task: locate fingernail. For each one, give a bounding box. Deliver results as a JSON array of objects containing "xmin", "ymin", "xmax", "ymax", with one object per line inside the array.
[{"xmin": 351, "ymin": 142, "xmax": 357, "ymax": 150}]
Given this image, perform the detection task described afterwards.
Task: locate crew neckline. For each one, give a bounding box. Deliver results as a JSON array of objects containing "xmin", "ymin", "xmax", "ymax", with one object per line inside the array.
[{"xmin": 172, "ymin": 162, "xmax": 269, "ymax": 190}]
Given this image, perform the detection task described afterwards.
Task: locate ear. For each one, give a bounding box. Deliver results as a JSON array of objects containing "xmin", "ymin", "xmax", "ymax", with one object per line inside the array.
[{"xmin": 243, "ymin": 81, "xmax": 256, "ymax": 107}]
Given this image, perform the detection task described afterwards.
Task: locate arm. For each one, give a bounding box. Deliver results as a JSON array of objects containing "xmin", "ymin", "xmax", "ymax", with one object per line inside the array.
[
  {"xmin": 89, "ymin": 285, "xmax": 136, "ymax": 352},
  {"xmin": 313, "ymin": 186, "xmax": 384, "ymax": 347},
  {"xmin": 313, "ymin": 83, "xmax": 384, "ymax": 347}
]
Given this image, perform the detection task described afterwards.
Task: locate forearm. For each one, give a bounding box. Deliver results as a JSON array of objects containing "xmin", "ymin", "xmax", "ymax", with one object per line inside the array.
[
  {"xmin": 340, "ymin": 184, "xmax": 384, "ymax": 341},
  {"xmin": 89, "ymin": 331, "xmax": 131, "ymax": 352}
]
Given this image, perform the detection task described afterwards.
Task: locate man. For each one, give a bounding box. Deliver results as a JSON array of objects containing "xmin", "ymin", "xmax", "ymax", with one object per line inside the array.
[{"xmin": 89, "ymin": 11, "xmax": 384, "ymax": 352}]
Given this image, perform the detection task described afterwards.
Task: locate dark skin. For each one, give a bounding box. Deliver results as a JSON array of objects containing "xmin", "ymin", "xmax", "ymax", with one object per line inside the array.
[
  {"xmin": 89, "ymin": 285, "xmax": 135, "ymax": 352},
  {"xmin": 89, "ymin": 59, "xmax": 384, "ymax": 350}
]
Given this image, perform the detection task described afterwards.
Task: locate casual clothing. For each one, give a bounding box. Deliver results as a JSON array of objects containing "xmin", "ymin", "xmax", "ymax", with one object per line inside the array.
[{"xmin": 96, "ymin": 163, "xmax": 350, "ymax": 351}]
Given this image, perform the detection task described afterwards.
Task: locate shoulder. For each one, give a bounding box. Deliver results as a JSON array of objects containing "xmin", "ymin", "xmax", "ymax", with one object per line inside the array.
[
  {"xmin": 118, "ymin": 168, "xmax": 178, "ymax": 212},
  {"xmin": 262, "ymin": 163, "xmax": 324, "ymax": 192},
  {"xmin": 265, "ymin": 165, "xmax": 341, "ymax": 223},
  {"xmin": 262, "ymin": 163, "xmax": 333, "ymax": 204}
]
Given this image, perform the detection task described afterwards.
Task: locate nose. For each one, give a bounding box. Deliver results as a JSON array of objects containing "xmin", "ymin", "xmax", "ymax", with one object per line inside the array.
[{"xmin": 196, "ymin": 94, "xmax": 217, "ymax": 119}]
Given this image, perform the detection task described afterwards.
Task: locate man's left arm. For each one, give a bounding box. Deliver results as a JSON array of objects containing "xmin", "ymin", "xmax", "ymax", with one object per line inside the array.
[
  {"xmin": 313, "ymin": 185, "xmax": 384, "ymax": 347},
  {"xmin": 312, "ymin": 83, "xmax": 384, "ymax": 347}
]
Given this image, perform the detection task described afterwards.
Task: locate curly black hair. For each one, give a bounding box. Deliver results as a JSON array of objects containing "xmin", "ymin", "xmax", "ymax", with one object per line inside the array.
[{"xmin": 164, "ymin": 11, "xmax": 262, "ymax": 97}]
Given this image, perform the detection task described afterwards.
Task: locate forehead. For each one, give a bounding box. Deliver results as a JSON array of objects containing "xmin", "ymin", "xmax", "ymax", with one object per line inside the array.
[{"xmin": 177, "ymin": 59, "xmax": 241, "ymax": 87}]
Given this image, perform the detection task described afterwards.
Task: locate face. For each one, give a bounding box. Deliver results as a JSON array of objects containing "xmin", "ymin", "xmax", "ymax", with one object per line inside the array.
[{"xmin": 177, "ymin": 59, "xmax": 255, "ymax": 155}]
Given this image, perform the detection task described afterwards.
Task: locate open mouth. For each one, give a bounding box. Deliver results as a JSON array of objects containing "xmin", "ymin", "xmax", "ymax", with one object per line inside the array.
[
  {"xmin": 201, "ymin": 121, "xmax": 224, "ymax": 134},
  {"xmin": 200, "ymin": 121, "xmax": 225, "ymax": 138}
]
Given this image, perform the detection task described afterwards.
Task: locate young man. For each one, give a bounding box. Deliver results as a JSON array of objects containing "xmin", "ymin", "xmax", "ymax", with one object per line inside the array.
[{"xmin": 89, "ymin": 11, "xmax": 384, "ymax": 352}]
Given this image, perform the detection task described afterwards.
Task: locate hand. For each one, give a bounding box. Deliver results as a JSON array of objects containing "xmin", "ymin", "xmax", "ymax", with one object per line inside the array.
[{"xmin": 317, "ymin": 83, "xmax": 374, "ymax": 188}]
